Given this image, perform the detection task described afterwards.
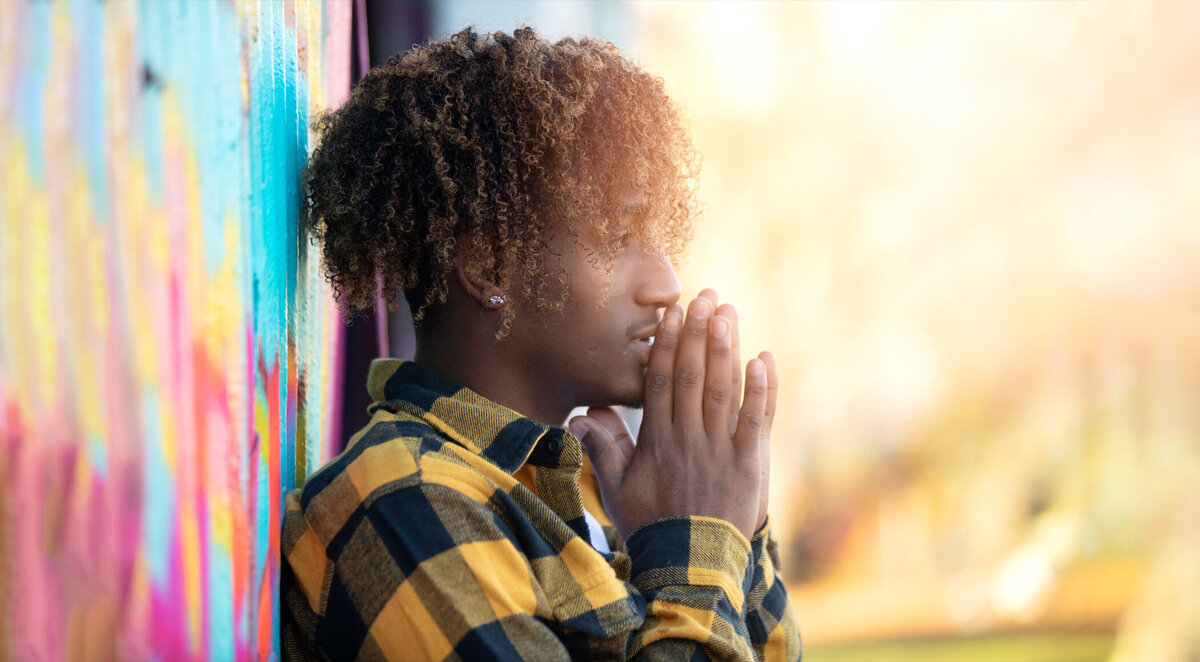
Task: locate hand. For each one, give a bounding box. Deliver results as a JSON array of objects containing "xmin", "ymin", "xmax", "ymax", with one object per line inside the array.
[
  {"xmin": 570, "ymin": 293, "xmax": 777, "ymax": 541},
  {"xmin": 697, "ymin": 290, "xmax": 777, "ymax": 533}
]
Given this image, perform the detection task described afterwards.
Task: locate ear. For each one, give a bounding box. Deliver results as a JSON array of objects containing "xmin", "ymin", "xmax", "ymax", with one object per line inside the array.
[{"xmin": 454, "ymin": 235, "xmax": 505, "ymax": 309}]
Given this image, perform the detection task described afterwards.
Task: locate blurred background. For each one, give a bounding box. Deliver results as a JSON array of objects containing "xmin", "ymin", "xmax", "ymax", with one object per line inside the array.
[
  {"xmin": 3, "ymin": 0, "xmax": 1197, "ymax": 660},
  {"xmin": 389, "ymin": 1, "xmax": 1200, "ymax": 660}
]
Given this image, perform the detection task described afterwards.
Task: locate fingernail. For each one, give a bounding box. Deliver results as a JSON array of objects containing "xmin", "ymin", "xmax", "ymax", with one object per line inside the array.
[
  {"xmin": 691, "ymin": 298, "xmax": 711, "ymax": 318},
  {"xmin": 711, "ymin": 317, "xmax": 728, "ymax": 339},
  {"xmin": 748, "ymin": 359, "xmax": 764, "ymax": 377},
  {"xmin": 663, "ymin": 310, "xmax": 681, "ymax": 331},
  {"xmin": 568, "ymin": 419, "xmax": 588, "ymax": 439}
]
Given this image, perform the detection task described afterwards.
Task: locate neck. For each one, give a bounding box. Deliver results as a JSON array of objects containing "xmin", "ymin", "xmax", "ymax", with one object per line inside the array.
[{"xmin": 413, "ymin": 319, "xmax": 572, "ymax": 428}]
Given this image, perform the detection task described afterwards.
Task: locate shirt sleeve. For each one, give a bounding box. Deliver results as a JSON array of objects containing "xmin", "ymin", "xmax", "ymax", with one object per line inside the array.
[
  {"xmin": 744, "ymin": 519, "xmax": 803, "ymax": 661},
  {"xmin": 623, "ymin": 516, "xmax": 759, "ymax": 660},
  {"xmin": 286, "ymin": 478, "xmax": 797, "ymax": 661}
]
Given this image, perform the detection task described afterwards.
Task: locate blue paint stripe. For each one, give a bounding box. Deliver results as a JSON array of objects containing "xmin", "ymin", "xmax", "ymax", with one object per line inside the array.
[
  {"xmin": 141, "ymin": 387, "xmax": 176, "ymax": 589},
  {"xmin": 19, "ymin": 1, "xmax": 51, "ymax": 184},
  {"xmin": 137, "ymin": 0, "xmax": 166, "ymax": 205},
  {"xmin": 78, "ymin": 0, "xmax": 110, "ymax": 224}
]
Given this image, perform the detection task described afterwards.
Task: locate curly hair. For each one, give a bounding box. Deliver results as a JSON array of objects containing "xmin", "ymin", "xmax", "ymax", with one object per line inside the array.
[{"xmin": 302, "ymin": 27, "xmax": 699, "ymax": 335}]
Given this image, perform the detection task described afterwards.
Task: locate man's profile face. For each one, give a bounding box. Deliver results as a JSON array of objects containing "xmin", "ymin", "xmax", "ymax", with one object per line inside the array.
[{"xmin": 504, "ymin": 193, "xmax": 682, "ymax": 419}]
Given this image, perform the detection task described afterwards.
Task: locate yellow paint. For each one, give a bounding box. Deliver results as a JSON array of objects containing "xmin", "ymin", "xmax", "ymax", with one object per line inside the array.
[
  {"xmin": 123, "ymin": 160, "xmax": 159, "ymax": 384},
  {"xmin": 198, "ymin": 218, "xmax": 243, "ymax": 367},
  {"xmin": 159, "ymin": 391, "xmax": 178, "ymax": 472},
  {"xmin": 211, "ymin": 486, "xmax": 234, "ymax": 552},
  {"xmin": 180, "ymin": 496, "xmax": 203, "ymax": 653},
  {"xmin": 0, "ymin": 142, "xmax": 33, "ymax": 420},
  {"xmin": 301, "ymin": 0, "xmax": 325, "ymax": 138},
  {"xmin": 27, "ymin": 172, "xmax": 57, "ymax": 413},
  {"xmin": 65, "ymin": 161, "xmax": 107, "ymax": 442},
  {"xmin": 102, "ymin": 0, "xmax": 136, "ymax": 140}
]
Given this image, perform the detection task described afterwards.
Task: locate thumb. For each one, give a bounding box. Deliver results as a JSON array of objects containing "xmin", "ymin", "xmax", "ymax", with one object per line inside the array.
[{"xmin": 569, "ymin": 416, "xmax": 627, "ymax": 492}]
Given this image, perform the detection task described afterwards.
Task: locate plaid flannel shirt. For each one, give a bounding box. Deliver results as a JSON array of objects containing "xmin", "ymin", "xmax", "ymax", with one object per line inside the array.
[{"xmin": 282, "ymin": 359, "xmax": 801, "ymax": 661}]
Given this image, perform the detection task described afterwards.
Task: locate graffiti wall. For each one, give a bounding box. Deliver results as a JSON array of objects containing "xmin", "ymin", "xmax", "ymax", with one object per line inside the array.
[{"xmin": 0, "ymin": 1, "xmax": 350, "ymax": 659}]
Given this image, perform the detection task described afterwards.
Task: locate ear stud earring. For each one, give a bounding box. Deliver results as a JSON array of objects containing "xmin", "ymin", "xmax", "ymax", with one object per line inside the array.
[{"xmin": 487, "ymin": 294, "xmax": 505, "ymax": 306}]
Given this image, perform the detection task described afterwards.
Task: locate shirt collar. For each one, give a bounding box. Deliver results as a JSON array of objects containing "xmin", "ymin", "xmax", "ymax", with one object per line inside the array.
[{"xmin": 365, "ymin": 359, "xmax": 572, "ymax": 475}]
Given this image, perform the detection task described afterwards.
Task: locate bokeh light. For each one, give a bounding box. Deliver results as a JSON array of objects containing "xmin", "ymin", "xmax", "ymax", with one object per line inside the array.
[{"xmin": 622, "ymin": 1, "xmax": 1200, "ymax": 659}]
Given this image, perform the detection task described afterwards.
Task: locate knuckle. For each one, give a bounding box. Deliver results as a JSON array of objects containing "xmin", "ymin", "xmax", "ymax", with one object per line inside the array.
[
  {"xmin": 646, "ymin": 372, "xmax": 672, "ymax": 395},
  {"xmin": 686, "ymin": 318, "xmax": 708, "ymax": 337},
  {"xmin": 740, "ymin": 411, "xmax": 764, "ymax": 430},
  {"xmin": 676, "ymin": 365, "xmax": 703, "ymax": 389},
  {"xmin": 705, "ymin": 384, "xmax": 728, "ymax": 406}
]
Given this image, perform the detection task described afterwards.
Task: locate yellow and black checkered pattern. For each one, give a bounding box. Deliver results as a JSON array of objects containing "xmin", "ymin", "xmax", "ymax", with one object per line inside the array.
[{"xmin": 281, "ymin": 359, "xmax": 801, "ymax": 661}]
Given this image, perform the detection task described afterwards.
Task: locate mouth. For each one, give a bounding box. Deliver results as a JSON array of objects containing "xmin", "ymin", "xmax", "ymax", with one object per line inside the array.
[{"xmin": 631, "ymin": 324, "xmax": 658, "ymax": 363}]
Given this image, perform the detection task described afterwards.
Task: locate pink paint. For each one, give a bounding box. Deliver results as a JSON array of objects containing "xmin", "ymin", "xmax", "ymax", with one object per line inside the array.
[
  {"xmin": 3, "ymin": 0, "xmax": 351, "ymax": 658},
  {"xmin": 325, "ymin": 0, "xmax": 352, "ymax": 108}
]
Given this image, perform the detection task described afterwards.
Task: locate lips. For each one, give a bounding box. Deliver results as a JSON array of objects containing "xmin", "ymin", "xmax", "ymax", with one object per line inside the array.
[
  {"xmin": 631, "ymin": 323, "xmax": 658, "ymax": 364},
  {"xmin": 631, "ymin": 323, "xmax": 658, "ymax": 344}
]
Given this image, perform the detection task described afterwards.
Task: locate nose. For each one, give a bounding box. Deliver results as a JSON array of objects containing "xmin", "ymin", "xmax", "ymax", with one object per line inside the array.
[{"xmin": 634, "ymin": 249, "xmax": 682, "ymax": 310}]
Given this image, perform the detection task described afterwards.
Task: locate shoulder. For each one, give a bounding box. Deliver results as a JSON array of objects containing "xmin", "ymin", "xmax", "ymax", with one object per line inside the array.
[{"xmin": 288, "ymin": 412, "xmax": 508, "ymax": 545}]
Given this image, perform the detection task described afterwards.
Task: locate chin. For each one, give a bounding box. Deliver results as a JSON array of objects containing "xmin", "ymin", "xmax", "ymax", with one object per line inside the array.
[
  {"xmin": 614, "ymin": 390, "xmax": 644, "ymax": 410},
  {"xmin": 583, "ymin": 377, "xmax": 645, "ymax": 411},
  {"xmin": 611, "ymin": 377, "xmax": 646, "ymax": 409}
]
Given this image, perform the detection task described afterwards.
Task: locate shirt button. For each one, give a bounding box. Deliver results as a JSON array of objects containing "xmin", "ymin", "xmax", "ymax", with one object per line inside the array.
[{"xmin": 546, "ymin": 436, "xmax": 563, "ymax": 454}]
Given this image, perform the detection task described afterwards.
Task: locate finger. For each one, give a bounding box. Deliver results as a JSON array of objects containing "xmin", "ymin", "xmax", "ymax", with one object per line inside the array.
[
  {"xmin": 760, "ymin": 351, "xmax": 778, "ymax": 442},
  {"xmin": 717, "ymin": 303, "xmax": 741, "ymax": 435},
  {"xmin": 586, "ymin": 407, "xmax": 636, "ymax": 461},
  {"xmin": 699, "ymin": 288, "xmax": 719, "ymax": 309},
  {"xmin": 674, "ymin": 296, "xmax": 713, "ymax": 437},
  {"xmin": 734, "ymin": 359, "xmax": 768, "ymax": 459},
  {"xmin": 642, "ymin": 303, "xmax": 682, "ymax": 441},
  {"xmin": 703, "ymin": 314, "xmax": 733, "ymax": 440},
  {"xmin": 569, "ymin": 416, "xmax": 628, "ymax": 493},
  {"xmin": 757, "ymin": 352, "xmax": 776, "ymax": 531}
]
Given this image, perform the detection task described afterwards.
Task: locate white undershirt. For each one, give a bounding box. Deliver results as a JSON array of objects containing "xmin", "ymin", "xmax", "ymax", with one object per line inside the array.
[{"xmin": 583, "ymin": 508, "xmax": 611, "ymax": 554}]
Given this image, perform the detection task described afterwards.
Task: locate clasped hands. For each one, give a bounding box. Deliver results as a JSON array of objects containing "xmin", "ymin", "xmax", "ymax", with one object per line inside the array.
[{"xmin": 570, "ymin": 290, "xmax": 778, "ymax": 542}]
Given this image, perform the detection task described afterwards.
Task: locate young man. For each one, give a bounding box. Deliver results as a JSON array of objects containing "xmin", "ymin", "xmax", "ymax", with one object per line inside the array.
[{"xmin": 282, "ymin": 27, "xmax": 801, "ymax": 661}]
